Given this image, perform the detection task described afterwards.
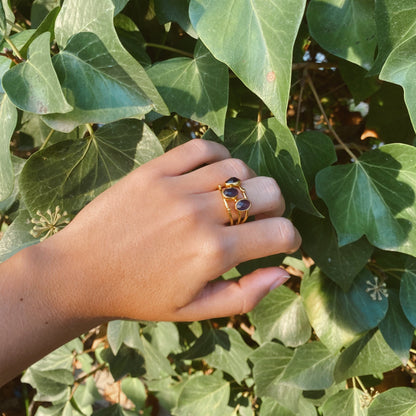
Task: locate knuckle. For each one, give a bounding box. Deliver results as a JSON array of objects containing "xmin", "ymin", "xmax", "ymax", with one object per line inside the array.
[
  {"xmin": 276, "ymin": 218, "xmax": 301, "ymax": 253},
  {"xmin": 227, "ymin": 158, "xmax": 252, "ymax": 179},
  {"xmin": 258, "ymin": 177, "xmax": 285, "ymax": 213}
]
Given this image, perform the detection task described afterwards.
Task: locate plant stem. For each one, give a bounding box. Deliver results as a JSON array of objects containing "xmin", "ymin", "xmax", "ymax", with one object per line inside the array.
[
  {"xmin": 354, "ymin": 376, "xmax": 367, "ymax": 392},
  {"xmin": 85, "ymin": 123, "xmax": 95, "ymax": 138},
  {"xmin": 6, "ymin": 19, "xmax": 24, "ymax": 33},
  {"xmin": 145, "ymin": 42, "xmax": 194, "ymax": 58},
  {"xmin": 410, "ymin": 348, "xmax": 416, "ymax": 354},
  {"xmin": 295, "ymin": 79, "xmax": 305, "ymax": 134},
  {"xmin": 4, "ymin": 35, "xmax": 24, "ymax": 61},
  {"xmin": 39, "ymin": 129, "xmax": 55, "ymax": 150},
  {"xmin": 305, "ymin": 71, "xmax": 358, "ymax": 162}
]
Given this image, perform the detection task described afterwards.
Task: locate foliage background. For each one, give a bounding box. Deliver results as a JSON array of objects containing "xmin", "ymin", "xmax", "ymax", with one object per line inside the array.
[{"xmin": 1, "ymin": 0, "xmax": 416, "ymax": 415}]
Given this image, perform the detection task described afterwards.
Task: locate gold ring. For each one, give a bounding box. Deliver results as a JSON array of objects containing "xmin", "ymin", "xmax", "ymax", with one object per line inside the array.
[{"xmin": 218, "ymin": 177, "xmax": 252, "ymax": 225}]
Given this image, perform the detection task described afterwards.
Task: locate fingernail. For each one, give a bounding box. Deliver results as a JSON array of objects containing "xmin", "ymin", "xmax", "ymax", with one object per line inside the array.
[{"xmin": 269, "ymin": 272, "xmax": 291, "ymax": 292}]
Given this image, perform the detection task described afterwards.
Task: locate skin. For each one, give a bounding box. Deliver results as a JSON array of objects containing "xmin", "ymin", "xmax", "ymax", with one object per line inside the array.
[{"xmin": 0, "ymin": 139, "xmax": 301, "ymax": 386}]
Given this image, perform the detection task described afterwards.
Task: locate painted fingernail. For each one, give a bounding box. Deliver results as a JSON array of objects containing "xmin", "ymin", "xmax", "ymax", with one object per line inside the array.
[{"xmin": 269, "ymin": 273, "xmax": 291, "ymax": 292}]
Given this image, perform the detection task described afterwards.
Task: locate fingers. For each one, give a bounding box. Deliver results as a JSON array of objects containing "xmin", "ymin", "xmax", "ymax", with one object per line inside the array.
[
  {"xmin": 226, "ymin": 217, "xmax": 302, "ymax": 263},
  {"xmin": 175, "ymin": 267, "xmax": 290, "ymax": 321},
  {"xmin": 152, "ymin": 139, "xmax": 231, "ymax": 176}
]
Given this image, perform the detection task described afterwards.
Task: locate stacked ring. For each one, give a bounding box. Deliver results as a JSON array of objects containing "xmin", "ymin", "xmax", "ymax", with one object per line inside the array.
[{"xmin": 218, "ymin": 177, "xmax": 252, "ymax": 225}]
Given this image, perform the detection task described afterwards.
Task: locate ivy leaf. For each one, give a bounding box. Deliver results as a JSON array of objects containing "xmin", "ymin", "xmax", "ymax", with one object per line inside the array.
[
  {"xmin": 3, "ymin": 32, "xmax": 73, "ymax": 114},
  {"xmin": 380, "ymin": 36, "xmax": 416, "ymax": 130},
  {"xmin": 334, "ymin": 330, "xmax": 402, "ymax": 382},
  {"xmin": 93, "ymin": 404, "xmax": 130, "ymax": 416},
  {"xmin": 249, "ymin": 284, "xmax": 311, "ymax": 347},
  {"xmin": 370, "ymin": 0, "xmax": 416, "ymax": 75},
  {"xmin": 143, "ymin": 321, "xmax": 181, "ymax": 356},
  {"xmin": 154, "ymin": 0, "xmax": 197, "ymax": 38},
  {"xmin": 121, "ymin": 377, "xmax": 147, "ymax": 410},
  {"xmin": 367, "ymin": 387, "xmax": 416, "ymax": 416},
  {"xmin": 259, "ymin": 398, "xmax": 296, "ymax": 416},
  {"xmin": 189, "ymin": 0, "xmax": 306, "ymax": 125},
  {"xmin": 172, "ymin": 373, "xmax": 232, "ymax": 416},
  {"xmin": 295, "ymin": 131, "xmax": 337, "ymax": 189},
  {"xmin": 280, "ymin": 341, "xmax": 338, "ymax": 390},
  {"xmin": 147, "ymin": 41, "xmax": 229, "ymax": 136},
  {"xmin": 0, "ymin": 0, "xmax": 14, "ymax": 41},
  {"xmin": 30, "ymin": 0, "xmax": 60, "ymax": 29},
  {"xmin": 301, "ymin": 268, "xmax": 388, "ymax": 352},
  {"xmin": 224, "ymin": 117, "xmax": 320, "ymax": 216},
  {"xmin": 321, "ymin": 389, "xmax": 368, "ymax": 416},
  {"xmin": 316, "ymin": 144, "xmax": 416, "ymax": 256},
  {"xmin": 177, "ymin": 327, "xmax": 252, "ymax": 384},
  {"xmin": 20, "ymin": 119, "xmax": 163, "ymax": 216},
  {"xmin": 107, "ymin": 320, "xmax": 143, "ymax": 355},
  {"xmin": 400, "ymin": 257, "xmax": 416, "ymax": 327},
  {"xmin": 293, "ymin": 204, "xmax": 373, "ymax": 291},
  {"xmin": 44, "ymin": 0, "xmax": 167, "ymax": 132},
  {"xmin": 378, "ymin": 290, "xmax": 414, "ymax": 365},
  {"xmin": 307, "ymin": 0, "xmax": 377, "ymax": 70},
  {"xmin": 0, "ymin": 94, "xmax": 17, "ymax": 201}
]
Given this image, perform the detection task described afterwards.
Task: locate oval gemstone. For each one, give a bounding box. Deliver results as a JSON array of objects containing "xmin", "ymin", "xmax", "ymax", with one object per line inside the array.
[
  {"xmin": 225, "ymin": 177, "xmax": 240, "ymax": 186},
  {"xmin": 223, "ymin": 187, "xmax": 239, "ymax": 198},
  {"xmin": 236, "ymin": 199, "xmax": 251, "ymax": 211}
]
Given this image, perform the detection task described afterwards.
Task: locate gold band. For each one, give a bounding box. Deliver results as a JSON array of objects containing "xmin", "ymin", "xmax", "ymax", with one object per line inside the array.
[{"xmin": 218, "ymin": 177, "xmax": 251, "ymax": 225}]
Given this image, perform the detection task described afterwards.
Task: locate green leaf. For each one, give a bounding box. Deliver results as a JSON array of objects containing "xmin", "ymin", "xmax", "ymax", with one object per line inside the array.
[
  {"xmin": 0, "ymin": 94, "xmax": 17, "ymax": 201},
  {"xmin": 321, "ymin": 388, "xmax": 368, "ymax": 416},
  {"xmin": 93, "ymin": 404, "xmax": 129, "ymax": 416},
  {"xmin": 370, "ymin": 0, "xmax": 416, "ymax": 75},
  {"xmin": 143, "ymin": 321, "xmax": 181, "ymax": 356},
  {"xmin": 148, "ymin": 40, "xmax": 229, "ymax": 136},
  {"xmin": 3, "ymin": 32, "xmax": 73, "ymax": 114},
  {"xmin": 121, "ymin": 377, "xmax": 147, "ymax": 410},
  {"xmin": 20, "ymin": 119, "xmax": 163, "ymax": 216},
  {"xmin": 380, "ymin": 35, "xmax": 416, "ymax": 131},
  {"xmin": 0, "ymin": 155, "xmax": 25, "ymax": 214},
  {"xmin": 112, "ymin": 0, "xmax": 129, "ymax": 15},
  {"xmin": 316, "ymin": 144, "xmax": 416, "ymax": 256},
  {"xmin": 189, "ymin": 0, "xmax": 306, "ymax": 124},
  {"xmin": 301, "ymin": 268, "xmax": 388, "ymax": 352},
  {"xmin": 31, "ymin": 0, "xmax": 60, "ymax": 29},
  {"xmin": 224, "ymin": 117, "xmax": 320, "ymax": 216},
  {"xmin": 307, "ymin": 0, "xmax": 377, "ymax": 70},
  {"xmin": 334, "ymin": 330, "xmax": 401, "ymax": 382},
  {"xmin": 379, "ymin": 289, "xmax": 414, "ymax": 365},
  {"xmin": 367, "ymin": 387, "xmax": 416, "ymax": 416},
  {"xmin": 178, "ymin": 327, "xmax": 251, "ymax": 384},
  {"xmin": 259, "ymin": 398, "xmax": 296, "ymax": 416},
  {"xmin": 293, "ymin": 203, "xmax": 373, "ymax": 291},
  {"xmin": 0, "ymin": 0, "xmax": 14, "ymax": 41},
  {"xmin": 154, "ymin": 0, "xmax": 197, "ymax": 38},
  {"xmin": 44, "ymin": 0, "xmax": 168, "ymax": 132},
  {"xmin": 295, "ymin": 131, "xmax": 337, "ymax": 189},
  {"xmin": 173, "ymin": 373, "xmax": 232, "ymax": 416},
  {"xmin": 250, "ymin": 342, "xmax": 294, "ymax": 397},
  {"xmin": 107, "ymin": 320, "xmax": 143, "ymax": 355},
  {"xmin": 281, "ymin": 341, "xmax": 338, "ymax": 390},
  {"xmin": 249, "ymin": 284, "xmax": 311, "ymax": 347}
]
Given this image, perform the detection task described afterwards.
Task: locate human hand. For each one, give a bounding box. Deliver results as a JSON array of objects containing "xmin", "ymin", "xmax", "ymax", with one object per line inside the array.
[{"xmin": 39, "ymin": 139, "xmax": 301, "ymax": 322}]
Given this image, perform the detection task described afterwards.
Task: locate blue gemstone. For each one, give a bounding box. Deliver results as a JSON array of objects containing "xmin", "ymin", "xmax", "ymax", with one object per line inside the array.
[
  {"xmin": 223, "ymin": 187, "xmax": 238, "ymax": 198},
  {"xmin": 225, "ymin": 177, "xmax": 240, "ymax": 186},
  {"xmin": 236, "ymin": 199, "xmax": 251, "ymax": 211}
]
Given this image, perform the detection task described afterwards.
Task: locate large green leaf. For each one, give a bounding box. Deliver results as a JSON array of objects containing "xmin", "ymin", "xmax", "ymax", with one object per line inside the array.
[
  {"xmin": 259, "ymin": 398, "xmax": 296, "ymax": 416},
  {"xmin": 307, "ymin": 0, "xmax": 377, "ymax": 70},
  {"xmin": 316, "ymin": 144, "xmax": 416, "ymax": 255},
  {"xmin": 172, "ymin": 373, "xmax": 232, "ymax": 416},
  {"xmin": 189, "ymin": 0, "xmax": 306, "ymax": 124},
  {"xmin": 43, "ymin": 0, "xmax": 167, "ymax": 131},
  {"xmin": 370, "ymin": 0, "xmax": 416, "ymax": 75},
  {"xmin": 177, "ymin": 327, "xmax": 251, "ymax": 384},
  {"xmin": 380, "ymin": 35, "xmax": 416, "ymax": 130},
  {"xmin": 249, "ymin": 284, "xmax": 311, "ymax": 347},
  {"xmin": 30, "ymin": 0, "xmax": 60, "ymax": 29},
  {"xmin": 321, "ymin": 389, "xmax": 368, "ymax": 416},
  {"xmin": 0, "ymin": 0, "xmax": 14, "ymax": 42},
  {"xmin": 293, "ymin": 204, "xmax": 373, "ymax": 291},
  {"xmin": 399, "ymin": 256, "xmax": 416, "ymax": 327},
  {"xmin": 147, "ymin": 40, "xmax": 228, "ymax": 136},
  {"xmin": 368, "ymin": 387, "xmax": 416, "ymax": 416},
  {"xmin": 3, "ymin": 32, "xmax": 72, "ymax": 114},
  {"xmin": 121, "ymin": 377, "xmax": 147, "ymax": 410},
  {"xmin": 20, "ymin": 119, "xmax": 163, "ymax": 216},
  {"xmin": 280, "ymin": 341, "xmax": 338, "ymax": 390},
  {"xmin": 0, "ymin": 94, "xmax": 17, "ymax": 201},
  {"xmin": 334, "ymin": 330, "xmax": 402, "ymax": 382},
  {"xmin": 378, "ymin": 290, "xmax": 414, "ymax": 365},
  {"xmin": 224, "ymin": 117, "xmax": 319, "ymax": 216},
  {"xmin": 301, "ymin": 268, "xmax": 388, "ymax": 352}
]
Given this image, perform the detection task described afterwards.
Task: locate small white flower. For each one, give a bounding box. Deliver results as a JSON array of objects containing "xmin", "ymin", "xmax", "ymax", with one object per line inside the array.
[
  {"xmin": 365, "ymin": 276, "xmax": 388, "ymax": 301},
  {"xmin": 30, "ymin": 206, "xmax": 70, "ymax": 241}
]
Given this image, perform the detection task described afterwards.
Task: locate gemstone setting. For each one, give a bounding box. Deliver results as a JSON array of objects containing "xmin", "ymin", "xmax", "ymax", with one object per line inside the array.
[
  {"xmin": 225, "ymin": 177, "xmax": 240, "ymax": 186},
  {"xmin": 235, "ymin": 198, "xmax": 251, "ymax": 211},
  {"xmin": 222, "ymin": 187, "xmax": 239, "ymax": 198}
]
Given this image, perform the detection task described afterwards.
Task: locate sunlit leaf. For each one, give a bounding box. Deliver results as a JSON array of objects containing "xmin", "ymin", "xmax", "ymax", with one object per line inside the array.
[
  {"xmin": 368, "ymin": 387, "xmax": 416, "ymax": 416},
  {"xmin": 316, "ymin": 144, "xmax": 416, "ymax": 256},
  {"xmin": 307, "ymin": 0, "xmax": 377, "ymax": 70},
  {"xmin": 321, "ymin": 389, "xmax": 368, "ymax": 416},
  {"xmin": 301, "ymin": 268, "xmax": 388, "ymax": 352},
  {"xmin": 189, "ymin": 0, "xmax": 306, "ymax": 124},
  {"xmin": 3, "ymin": 32, "xmax": 72, "ymax": 114},
  {"xmin": 148, "ymin": 41, "xmax": 228, "ymax": 136}
]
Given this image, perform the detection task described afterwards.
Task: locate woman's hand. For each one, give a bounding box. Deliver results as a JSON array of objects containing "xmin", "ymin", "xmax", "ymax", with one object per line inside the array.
[{"xmin": 44, "ymin": 139, "xmax": 301, "ymax": 322}]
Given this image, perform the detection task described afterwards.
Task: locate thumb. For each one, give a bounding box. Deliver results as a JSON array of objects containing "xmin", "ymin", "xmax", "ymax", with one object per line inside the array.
[{"xmin": 175, "ymin": 267, "xmax": 291, "ymax": 321}]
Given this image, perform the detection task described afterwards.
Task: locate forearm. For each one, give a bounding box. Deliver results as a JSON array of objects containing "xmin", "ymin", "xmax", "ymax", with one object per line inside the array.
[{"xmin": 0, "ymin": 240, "xmax": 100, "ymax": 386}]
